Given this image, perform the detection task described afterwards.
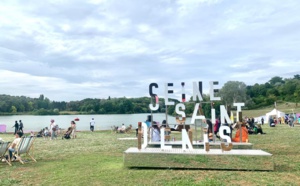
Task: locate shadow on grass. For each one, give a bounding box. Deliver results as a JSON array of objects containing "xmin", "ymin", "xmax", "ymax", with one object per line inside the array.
[{"xmin": 127, "ymin": 167, "xmax": 274, "ymax": 172}]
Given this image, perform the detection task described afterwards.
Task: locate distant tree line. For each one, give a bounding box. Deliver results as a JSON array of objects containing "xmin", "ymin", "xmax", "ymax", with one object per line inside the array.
[{"xmin": 0, "ymin": 75, "xmax": 299, "ymax": 117}]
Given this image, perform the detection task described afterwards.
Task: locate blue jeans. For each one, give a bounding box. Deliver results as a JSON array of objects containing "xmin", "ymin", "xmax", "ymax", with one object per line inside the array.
[
  {"xmin": 51, "ymin": 131, "xmax": 56, "ymax": 139},
  {"xmin": 8, "ymin": 148, "xmax": 15, "ymax": 159}
]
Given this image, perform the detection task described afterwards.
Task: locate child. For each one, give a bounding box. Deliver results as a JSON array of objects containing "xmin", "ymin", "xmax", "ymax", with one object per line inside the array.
[{"xmin": 44, "ymin": 127, "xmax": 50, "ymax": 139}]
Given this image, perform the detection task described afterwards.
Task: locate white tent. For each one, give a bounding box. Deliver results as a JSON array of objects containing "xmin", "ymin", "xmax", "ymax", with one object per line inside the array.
[
  {"xmin": 254, "ymin": 115, "xmax": 266, "ymax": 124},
  {"xmin": 265, "ymin": 109, "xmax": 285, "ymax": 123}
]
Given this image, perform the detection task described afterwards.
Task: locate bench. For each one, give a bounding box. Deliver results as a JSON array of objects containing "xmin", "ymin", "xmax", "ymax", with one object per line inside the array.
[{"xmin": 124, "ymin": 147, "xmax": 273, "ymax": 170}]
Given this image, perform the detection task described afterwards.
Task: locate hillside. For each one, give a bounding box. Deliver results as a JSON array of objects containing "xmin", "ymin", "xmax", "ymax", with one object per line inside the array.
[{"xmin": 243, "ymin": 101, "xmax": 300, "ymax": 117}]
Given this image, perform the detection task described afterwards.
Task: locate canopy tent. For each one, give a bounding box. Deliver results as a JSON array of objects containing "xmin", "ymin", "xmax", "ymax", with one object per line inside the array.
[
  {"xmin": 265, "ymin": 109, "xmax": 285, "ymax": 123},
  {"xmin": 254, "ymin": 115, "xmax": 266, "ymax": 124}
]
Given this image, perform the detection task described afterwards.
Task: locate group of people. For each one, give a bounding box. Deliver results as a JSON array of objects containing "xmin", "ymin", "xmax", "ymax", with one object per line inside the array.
[
  {"xmin": 16, "ymin": 117, "xmax": 96, "ymax": 140},
  {"xmin": 268, "ymin": 115, "xmax": 296, "ymax": 127},
  {"xmin": 211, "ymin": 117, "xmax": 267, "ymax": 143},
  {"xmin": 139, "ymin": 115, "xmax": 174, "ymax": 142},
  {"xmin": 35, "ymin": 119, "xmax": 77, "ymax": 140},
  {"xmin": 113, "ymin": 123, "xmax": 132, "ymax": 133},
  {"xmin": 12, "ymin": 120, "xmax": 24, "ymax": 134}
]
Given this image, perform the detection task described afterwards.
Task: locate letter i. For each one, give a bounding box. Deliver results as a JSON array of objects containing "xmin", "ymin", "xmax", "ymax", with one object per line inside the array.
[{"xmin": 181, "ymin": 82, "xmax": 185, "ymax": 102}]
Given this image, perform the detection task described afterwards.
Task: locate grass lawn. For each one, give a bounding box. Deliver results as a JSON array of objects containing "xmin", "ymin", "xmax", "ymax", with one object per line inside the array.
[{"xmin": 1, "ymin": 124, "xmax": 300, "ymax": 186}]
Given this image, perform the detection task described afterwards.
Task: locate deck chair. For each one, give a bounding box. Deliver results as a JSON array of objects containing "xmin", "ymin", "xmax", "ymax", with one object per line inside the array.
[
  {"xmin": 111, "ymin": 126, "xmax": 118, "ymax": 133},
  {"xmin": 14, "ymin": 136, "xmax": 37, "ymax": 164},
  {"xmin": 125, "ymin": 125, "xmax": 132, "ymax": 134},
  {"xmin": 164, "ymin": 127, "xmax": 171, "ymax": 141},
  {"xmin": 0, "ymin": 141, "xmax": 11, "ymax": 166}
]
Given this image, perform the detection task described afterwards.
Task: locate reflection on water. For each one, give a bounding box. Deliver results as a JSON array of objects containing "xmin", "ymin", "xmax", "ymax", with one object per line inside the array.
[{"xmin": 0, "ymin": 114, "xmax": 192, "ymax": 132}]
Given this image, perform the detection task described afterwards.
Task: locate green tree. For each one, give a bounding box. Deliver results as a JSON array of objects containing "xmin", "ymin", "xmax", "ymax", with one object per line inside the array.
[
  {"xmin": 11, "ymin": 106, "xmax": 17, "ymax": 113},
  {"xmin": 269, "ymin": 76, "xmax": 284, "ymax": 85},
  {"xmin": 219, "ymin": 81, "xmax": 248, "ymax": 108}
]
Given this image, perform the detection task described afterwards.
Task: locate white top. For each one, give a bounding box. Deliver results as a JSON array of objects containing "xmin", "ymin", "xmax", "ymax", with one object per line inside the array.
[
  {"xmin": 151, "ymin": 128, "xmax": 160, "ymax": 142},
  {"xmin": 90, "ymin": 120, "xmax": 95, "ymax": 126},
  {"xmin": 11, "ymin": 137, "xmax": 21, "ymax": 149},
  {"xmin": 50, "ymin": 122, "xmax": 56, "ymax": 131}
]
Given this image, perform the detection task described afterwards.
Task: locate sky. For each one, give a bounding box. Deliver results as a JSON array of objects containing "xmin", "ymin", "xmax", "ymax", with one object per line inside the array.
[{"xmin": 0, "ymin": 0, "xmax": 300, "ymax": 102}]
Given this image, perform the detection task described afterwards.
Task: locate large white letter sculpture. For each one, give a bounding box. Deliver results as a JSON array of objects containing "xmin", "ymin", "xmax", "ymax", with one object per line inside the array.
[
  {"xmin": 219, "ymin": 126, "xmax": 232, "ymax": 143},
  {"xmin": 181, "ymin": 129, "xmax": 193, "ymax": 150},
  {"xmin": 142, "ymin": 122, "xmax": 148, "ymax": 149}
]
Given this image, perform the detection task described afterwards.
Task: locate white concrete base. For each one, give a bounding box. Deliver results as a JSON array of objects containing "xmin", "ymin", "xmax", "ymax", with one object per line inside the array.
[
  {"xmin": 125, "ymin": 147, "xmax": 271, "ymax": 156},
  {"xmin": 124, "ymin": 147, "xmax": 273, "ymax": 170}
]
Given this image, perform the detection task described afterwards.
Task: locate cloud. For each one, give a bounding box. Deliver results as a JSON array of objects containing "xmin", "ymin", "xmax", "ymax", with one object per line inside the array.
[{"xmin": 0, "ymin": 0, "xmax": 299, "ymax": 101}]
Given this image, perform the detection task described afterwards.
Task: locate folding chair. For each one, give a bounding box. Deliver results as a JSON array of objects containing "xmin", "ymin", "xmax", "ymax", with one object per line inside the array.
[
  {"xmin": 0, "ymin": 141, "xmax": 11, "ymax": 166},
  {"xmin": 14, "ymin": 136, "xmax": 37, "ymax": 164},
  {"xmin": 125, "ymin": 125, "xmax": 133, "ymax": 134},
  {"xmin": 164, "ymin": 127, "xmax": 171, "ymax": 141}
]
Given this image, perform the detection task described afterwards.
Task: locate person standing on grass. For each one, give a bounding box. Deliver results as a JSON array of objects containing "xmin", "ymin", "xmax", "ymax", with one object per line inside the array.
[
  {"xmin": 213, "ymin": 117, "xmax": 220, "ymax": 139},
  {"xmin": 71, "ymin": 120, "xmax": 76, "ymax": 138},
  {"xmin": 19, "ymin": 120, "xmax": 24, "ymax": 133},
  {"xmin": 12, "ymin": 121, "xmax": 19, "ymax": 135},
  {"xmin": 289, "ymin": 115, "xmax": 294, "ymax": 127},
  {"xmin": 50, "ymin": 119, "xmax": 57, "ymax": 140},
  {"xmin": 261, "ymin": 117, "xmax": 264, "ymax": 125},
  {"xmin": 151, "ymin": 122, "xmax": 160, "ymax": 142},
  {"xmin": 90, "ymin": 118, "xmax": 95, "ymax": 132}
]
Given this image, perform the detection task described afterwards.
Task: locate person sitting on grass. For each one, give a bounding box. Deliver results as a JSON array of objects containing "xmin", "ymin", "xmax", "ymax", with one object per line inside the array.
[
  {"xmin": 36, "ymin": 129, "xmax": 44, "ymax": 137},
  {"xmin": 118, "ymin": 123, "xmax": 126, "ymax": 133},
  {"xmin": 232, "ymin": 122, "xmax": 249, "ymax": 142},
  {"xmin": 269, "ymin": 117, "xmax": 275, "ymax": 127},
  {"xmin": 44, "ymin": 127, "xmax": 50, "ymax": 139},
  {"xmin": 125, "ymin": 125, "xmax": 132, "ymax": 133},
  {"xmin": 70, "ymin": 121, "xmax": 76, "ymax": 139},
  {"xmin": 256, "ymin": 124, "xmax": 266, "ymax": 134},
  {"xmin": 8, "ymin": 131, "xmax": 23, "ymax": 162}
]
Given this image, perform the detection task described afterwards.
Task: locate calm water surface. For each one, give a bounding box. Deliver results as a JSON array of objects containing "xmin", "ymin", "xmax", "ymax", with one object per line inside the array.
[{"xmin": 0, "ymin": 114, "xmax": 192, "ymax": 133}]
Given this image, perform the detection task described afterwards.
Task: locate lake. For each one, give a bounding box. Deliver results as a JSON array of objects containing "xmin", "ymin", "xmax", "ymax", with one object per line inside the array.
[{"xmin": 0, "ymin": 113, "xmax": 192, "ymax": 133}]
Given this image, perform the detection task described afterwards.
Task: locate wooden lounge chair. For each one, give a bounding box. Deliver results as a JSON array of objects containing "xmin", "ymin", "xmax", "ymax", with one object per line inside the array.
[
  {"xmin": 125, "ymin": 125, "xmax": 133, "ymax": 134},
  {"xmin": 164, "ymin": 127, "xmax": 171, "ymax": 141},
  {"xmin": 14, "ymin": 136, "xmax": 37, "ymax": 164},
  {"xmin": 111, "ymin": 126, "xmax": 118, "ymax": 133},
  {"xmin": 0, "ymin": 141, "xmax": 11, "ymax": 166}
]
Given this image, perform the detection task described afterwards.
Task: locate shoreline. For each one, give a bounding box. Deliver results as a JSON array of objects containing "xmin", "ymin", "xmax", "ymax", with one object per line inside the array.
[{"xmin": 1, "ymin": 129, "xmax": 112, "ymax": 134}]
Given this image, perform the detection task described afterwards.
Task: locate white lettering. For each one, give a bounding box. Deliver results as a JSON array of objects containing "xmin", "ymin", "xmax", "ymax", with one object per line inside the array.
[
  {"xmin": 191, "ymin": 103, "xmax": 205, "ymax": 124},
  {"xmin": 220, "ymin": 105, "xmax": 232, "ymax": 124},
  {"xmin": 181, "ymin": 129, "xmax": 193, "ymax": 150},
  {"xmin": 164, "ymin": 83, "xmax": 175, "ymax": 105},
  {"xmin": 142, "ymin": 122, "xmax": 148, "ymax": 149},
  {"xmin": 175, "ymin": 103, "xmax": 186, "ymax": 118},
  {"xmin": 219, "ymin": 126, "xmax": 232, "ymax": 143},
  {"xmin": 209, "ymin": 81, "xmax": 221, "ymax": 101}
]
